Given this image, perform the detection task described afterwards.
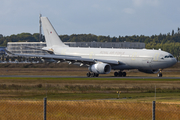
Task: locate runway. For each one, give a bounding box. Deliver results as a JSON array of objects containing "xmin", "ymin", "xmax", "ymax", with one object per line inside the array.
[{"xmin": 0, "ymin": 75, "xmax": 180, "ymax": 79}]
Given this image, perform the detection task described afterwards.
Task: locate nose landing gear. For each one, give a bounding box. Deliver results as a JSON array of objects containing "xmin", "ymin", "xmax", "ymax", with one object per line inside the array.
[{"xmin": 158, "ymin": 69, "xmax": 163, "ymax": 77}]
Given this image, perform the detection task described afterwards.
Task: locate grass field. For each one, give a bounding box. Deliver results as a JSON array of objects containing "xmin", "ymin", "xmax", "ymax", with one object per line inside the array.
[
  {"xmin": 0, "ymin": 63, "xmax": 180, "ymax": 119},
  {"xmin": 0, "ymin": 63, "xmax": 179, "ymax": 101},
  {"xmin": 0, "ymin": 77, "xmax": 180, "ymax": 102},
  {"xmin": 0, "ymin": 100, "xmax": 180, "ymax": 120}
]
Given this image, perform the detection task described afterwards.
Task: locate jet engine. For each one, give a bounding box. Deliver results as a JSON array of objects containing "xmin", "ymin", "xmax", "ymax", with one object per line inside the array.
[
  {"xmin": 138, "ymin": 69, "xmax": 159, "ymax": 74},
  {"xmin": 88, "ymin": 63, "xmax": 111, "ymax": 74}
]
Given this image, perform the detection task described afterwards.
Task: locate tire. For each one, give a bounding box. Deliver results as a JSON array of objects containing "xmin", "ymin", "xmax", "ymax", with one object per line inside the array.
[
  {"xmin": 91, "ymin": 73, "xmax": 96, "ymax": 77},
  {"xmin": 118, "ymin": 72, "xmax": 122, "ymax": 77},
  {"xmin": 114, "ymin": 72, "xmax": 118, "ymax": 77},
  {"xmin": 87, "ymin": 72, "xmax": 91, "ymax": 77},
  {"xmin": 122, "ymin": 72, "xmax": 126, "ymax": 77},
  {"xmin": 95, "ymin": 74, "xmax": 99, "ymax": 77},
  {"xmin": 158, "ymin": 73, "xmax": 162, "ymax": 77}
]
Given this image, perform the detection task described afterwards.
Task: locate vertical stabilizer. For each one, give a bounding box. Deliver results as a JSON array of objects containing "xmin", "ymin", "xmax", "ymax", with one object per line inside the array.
[{"xmin": 41, "ymin": 17, "xmax": 67, "ymax": 47}]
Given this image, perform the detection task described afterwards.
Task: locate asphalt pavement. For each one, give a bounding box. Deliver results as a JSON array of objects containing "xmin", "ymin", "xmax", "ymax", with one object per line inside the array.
[{"xmin": 0, "ymin": 75, "xmax": 180, "ymax": 79}]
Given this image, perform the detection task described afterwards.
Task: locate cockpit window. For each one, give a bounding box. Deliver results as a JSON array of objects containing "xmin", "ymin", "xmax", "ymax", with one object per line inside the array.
[
  {"xmin": 170, "ymin": 55, "xmax": 173, "ymax": 58},
  {"xmin": 164, "ymin": 55, "xmax": 174, "ymax": 58}
]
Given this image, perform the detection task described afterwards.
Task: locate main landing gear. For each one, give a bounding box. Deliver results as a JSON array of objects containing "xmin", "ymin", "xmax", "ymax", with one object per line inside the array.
[
  {"xmin": 114, "ymin": 71, "xmax": 126, "ymax": 77},
  {"xmin": 87, "ymin": 72, "xmax": 99, "ymax": 77}
]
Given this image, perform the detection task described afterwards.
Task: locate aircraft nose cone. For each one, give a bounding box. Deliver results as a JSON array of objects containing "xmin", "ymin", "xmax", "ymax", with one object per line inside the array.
[
  {"xmin": 172, "ymin": 58, "xmax": 177, "ymax": 65},
  {"xmin": 166, "ymin": 58, "xmax": 177, "ymax": 68},
  {"xmin": 175, "ymin": 58, "xmax": 177, "ymax": 63}
]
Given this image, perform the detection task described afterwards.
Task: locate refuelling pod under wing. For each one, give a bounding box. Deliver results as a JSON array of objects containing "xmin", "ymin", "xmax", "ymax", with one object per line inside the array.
[
  {"xmin": 88, "ymin": 63, "xmax": 111, "ymax": 74},
  {"xmin": 138, "ymin": 69, "xmax": 160, "ymax": 74}
]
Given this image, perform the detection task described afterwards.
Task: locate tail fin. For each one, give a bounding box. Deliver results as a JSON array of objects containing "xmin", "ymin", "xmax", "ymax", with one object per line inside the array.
[{"xmin": 41, "ymin": 17, "xmax": 68, "ymax": 47}]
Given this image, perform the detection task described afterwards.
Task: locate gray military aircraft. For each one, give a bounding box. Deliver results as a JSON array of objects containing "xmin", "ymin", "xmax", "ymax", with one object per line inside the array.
[{"xmin": 7, "ymin": 17, "xmax": 177, "ymax": 77}]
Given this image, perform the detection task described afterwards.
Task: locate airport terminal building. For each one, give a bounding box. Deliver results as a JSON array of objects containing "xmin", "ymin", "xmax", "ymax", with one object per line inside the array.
[{"xmin": 7, "ymin": 41, "xmax": 145, "ymax": 55}]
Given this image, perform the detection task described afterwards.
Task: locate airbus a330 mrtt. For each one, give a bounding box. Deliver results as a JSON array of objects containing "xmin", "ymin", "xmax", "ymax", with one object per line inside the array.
[{"xmin": 7, "ymin": 17, "xmax": 177, "ymax": 77}]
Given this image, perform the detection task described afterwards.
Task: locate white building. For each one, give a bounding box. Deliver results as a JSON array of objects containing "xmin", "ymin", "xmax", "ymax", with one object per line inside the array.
[{"xmin": 7, "ymin": 42, "xmax": 47, "ymax": 55}]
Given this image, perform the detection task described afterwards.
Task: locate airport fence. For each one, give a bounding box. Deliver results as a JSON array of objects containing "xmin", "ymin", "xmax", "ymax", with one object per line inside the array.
[{"xmin": 0, "ymin": 98, "xmax": 180, "ymax": 120}]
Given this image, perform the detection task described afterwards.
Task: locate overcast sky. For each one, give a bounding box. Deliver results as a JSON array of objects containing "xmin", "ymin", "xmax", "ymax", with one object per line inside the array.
[{"xmin": 0, "ymin": 0, "xmax": 180, "ymax": 37}]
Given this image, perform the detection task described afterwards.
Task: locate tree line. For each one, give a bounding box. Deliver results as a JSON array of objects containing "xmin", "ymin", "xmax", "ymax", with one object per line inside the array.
[{"xmin": 0, "ymin": 28, "xmax": 180, "ymax": 57}]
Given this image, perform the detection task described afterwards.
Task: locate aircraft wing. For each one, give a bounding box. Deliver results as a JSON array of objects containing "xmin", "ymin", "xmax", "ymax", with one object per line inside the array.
[{"xmin": 5, "ymin": 49, "xmax": 121, "ymax": 65}]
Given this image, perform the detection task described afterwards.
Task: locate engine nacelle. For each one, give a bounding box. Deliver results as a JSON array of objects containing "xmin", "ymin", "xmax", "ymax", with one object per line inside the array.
[
  {"xmin": 138, "ymin": 69, "xmax": 159, "ymax": 74},
  {"xmin": 88, "ymin": 63, "xmax": 111, "ymax": 74}
]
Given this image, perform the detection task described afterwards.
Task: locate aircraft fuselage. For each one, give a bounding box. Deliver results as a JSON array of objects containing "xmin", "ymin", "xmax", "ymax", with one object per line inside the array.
[{"xmin": 52, "ymin": 47, "xmax": 177, "ymax": 71}]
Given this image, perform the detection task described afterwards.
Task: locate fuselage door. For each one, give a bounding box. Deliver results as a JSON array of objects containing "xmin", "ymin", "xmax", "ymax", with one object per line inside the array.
[{"xmin": 151, "ymin": 53, "xmax": 165, "ymax": 69}]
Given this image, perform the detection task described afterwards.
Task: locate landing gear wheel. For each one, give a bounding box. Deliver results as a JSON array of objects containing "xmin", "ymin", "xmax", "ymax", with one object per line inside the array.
[
  {"xmin": 158, "ymin": 73, "xmax": 162, "ymax": 77},
  {"xmin": 87, "ymin": 72, "xmax": 91, "ymax": 77},
  {"xmin": 122, "ymin": 72, "xmax": 126, "ymax": 77},
  {"xmin": 118, "ymin": 71, "xmax": 122, "ymax": 77},
  {"xmin": 114, "ymin": 72, "xmax": 118, "ymax": 77},
  {"xmin": 91, "ymin": 73, "xmax": 96, "ymax": 77},
  {"xmin": 95, "ymin": 74, "xmax": 99, "ymax": 77},
  {"xmin": 87, "ymin": 72, "xmax": 99, "ymax": 77},
  {"xmin": 158, "ymin": 69, "xmax": 163, "ymax": 77}
]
